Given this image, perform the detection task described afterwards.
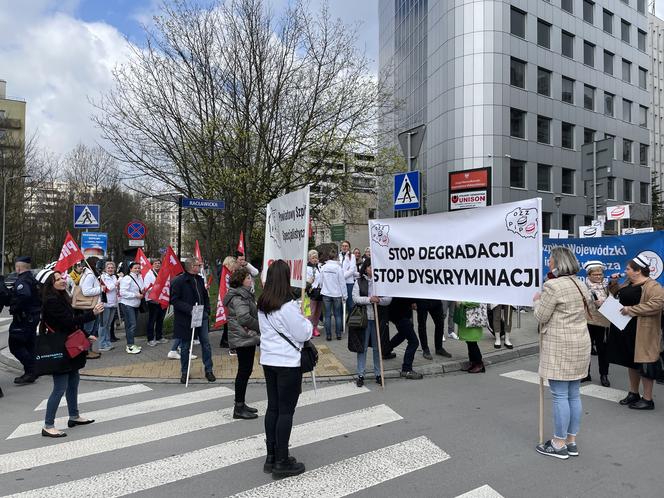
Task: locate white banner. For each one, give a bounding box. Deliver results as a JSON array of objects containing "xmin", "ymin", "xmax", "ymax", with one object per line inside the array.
[
  {"xmin": 262, "ymin": 186, "xmax": 310, "ymax": 288},
  {"xmin": 579, "ymin": 226, "xmax": 602, "ymax": 238},
  {"xmin": 369, "ymin": 198, "xmax": 543, "ymax": 306}
]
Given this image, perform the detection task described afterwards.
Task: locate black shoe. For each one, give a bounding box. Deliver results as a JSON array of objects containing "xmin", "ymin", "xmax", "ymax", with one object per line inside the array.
[
  {"xmin": 265, "ymin": 455, "xmax": 295, "ymax": 474},
  {"xmin": 600, "ymin": 375, "xmax": 610, "ymax": 387},
  {"xmin": 400, "ymin": 370, "xmax": 423, "ymax": 380},
  {"xmin": 581, "ymin": 374, "xmax": 591, "ymax": 383},
  {"xmin": 110, "ymin": 337, "xmax": 119, "ymax": 343},
  {"xmin": 629, "ymin": 398, "xmax": 655, "ymax": 410},
  {"xmin": 233, "ymin": 403, "xmax": 258, "ymax": 419},
  {"xmin": 67, "ymin": 418, "xmax": 95, "ymax": 428},
  {"xmin": 41, "ymin": 428, "xmax": 67, "ymax": 438},
  {"xmin": 356, "ymin": 376, "xmax": 364, "ymax": 387},
  {"xmin": 244, "ymin": 404, "xmax": 258, "ymax": 413},
  {"xmin": 272, "ymin": 457, "xmax": 305, "ymax": 479},
  {"xmin": 375, "ymin": 375, "xmax": 382, "ymax": 385},
  {"xmin": 619, "ymin": 392, "xmax": 641, "ymax": 406},
  {"xmin": 180, "ymin": 374, "xmax": 187, "ymax": 384},
  {"xmin": 435, "ymin": 348, "xmax": 452, "ymax": 358},
  {"xmin": 422, "ymin": 350, "xmax": 433, "ymax": 360},
  {"xmin": 326, "ymin": 336, "xmax": 332, "ymax": 341},
  {"xmin": 382, "ymin": 352, "xmax": 396, "ymax": 360},
  {"xmin": 14, "ymin": 374, "xmax": 36, "ymax": 385},
  {"xmin": 205, "ymin": 371, "xmax": 216, "ymax": 382},
  {"xmin": 336, "ymin": 335, "xmax": 342, "ymax": 340}
]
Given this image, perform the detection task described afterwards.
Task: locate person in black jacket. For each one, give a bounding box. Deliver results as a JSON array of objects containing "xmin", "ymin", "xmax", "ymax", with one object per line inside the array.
[
  {"xmin": 382, "ymin": 297, "xmax": 423, "ymax": 379},
  {"xmin": 40, "ymin": 270, "xmax": 104, "ymax": 437},
  {"xmin": 170, "ymin": 258, "xmax": 215, "ymax": 384}
]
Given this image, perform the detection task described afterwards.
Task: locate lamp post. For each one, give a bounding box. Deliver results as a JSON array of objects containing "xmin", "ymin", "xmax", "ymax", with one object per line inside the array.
[
  {"xmin": 2, "ymin": 174, "xmax": 30, "ymax": 275},
  {"xmin": 554, "ymin": 195, "xmax": 562, "ymax": 230}
]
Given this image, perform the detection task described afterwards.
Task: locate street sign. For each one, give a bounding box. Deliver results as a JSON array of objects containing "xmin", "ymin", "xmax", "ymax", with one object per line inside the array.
[
  {"xmin": 81, "ymin": 232, "xmax": 108, "ymax": 257},
  {"xmin": 398, "ymin": 125, "xmax": 426, "ymax": 164},
  {"xmin": 330, "ymin": 224, "xmax": 345, "ymax": 241},
  {"xmin": 182, "ymin": 198, "xmax": 226, "ymax": 210},
  {"xmin": 125, "ymin": 220, "xmax": 147, "ymax": 240},
  {"xmin": 394, "ymin": 171, "xmax": 420, "ymax": 211},
  {"xmin": 128, "ymin": 239, "xmax": 145, "ymax": 247},
  {"xmin": 73, "ymin": 204, "xmax": 100, "ymax": 229}
]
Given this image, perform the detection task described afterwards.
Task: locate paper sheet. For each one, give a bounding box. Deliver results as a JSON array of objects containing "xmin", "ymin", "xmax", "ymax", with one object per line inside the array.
[{"xmin": 598, "ymin": 294, "xmax": 632, "ymax": 331}]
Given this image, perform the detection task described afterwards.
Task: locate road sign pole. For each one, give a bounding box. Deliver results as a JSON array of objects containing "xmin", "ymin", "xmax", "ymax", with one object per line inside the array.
[{"xmin": 177, "ymin": 196, "xmax": 183, "ymax": 261}]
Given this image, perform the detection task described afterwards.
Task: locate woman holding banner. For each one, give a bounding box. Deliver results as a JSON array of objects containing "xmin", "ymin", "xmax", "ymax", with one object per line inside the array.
[
  {"xmin": 533, "ymin": 246, "xmax": 590, "ymax": 460},
  {"xmin": 607, "ymin": 255, "xmax": 664, "ymax": 410}
]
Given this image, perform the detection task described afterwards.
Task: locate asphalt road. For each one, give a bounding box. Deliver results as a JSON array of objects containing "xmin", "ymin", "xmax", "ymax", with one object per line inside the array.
[{"xmin": 0, "ymin": 355, "xmax": 662, "ymax": 497}]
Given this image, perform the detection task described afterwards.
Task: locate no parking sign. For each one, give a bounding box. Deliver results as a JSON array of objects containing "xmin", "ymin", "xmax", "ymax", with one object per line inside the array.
[{"xmin": 125, "ymin": 220, "xmax": 147, "ymax": 240}]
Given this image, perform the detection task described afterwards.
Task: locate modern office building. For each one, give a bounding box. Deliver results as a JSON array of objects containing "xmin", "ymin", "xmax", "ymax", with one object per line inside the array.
[
  {"xmin": 0, "ymin": 79, "xmax": 26, "ymax": 160},
  {"xmin": 650, "ymin": 9, "xmax": 664, "ymax": 190},
  {"xmin": 379, "ymin": 0, "xmax": 652, "ymax": 233}
]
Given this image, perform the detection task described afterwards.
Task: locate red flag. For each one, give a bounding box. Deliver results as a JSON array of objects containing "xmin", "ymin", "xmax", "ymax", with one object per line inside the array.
[
  {"xmin": 214, "ymin": 266, "xmax": 230, "ymax": 327},
  {"xmin": 150, "ymin": 246, "xmax": 183, "ymax": 304},
  {"xmin": 237, "ymin": 231, "xmax": 245, "ymax": 255},
  {"xmin": 194, "ymin": 240, "xmax": 202, "ymax": 260},
  {"xmin": 54, "ymin": 232, "xmax": 84, "ymax": 273},
  {"xmin": 135, "ymin": 248, "xmax": 153, "ymax": 279},
  {"xmin": 158, "ymin": 275, "xmax": 172, "ymax": 310}
]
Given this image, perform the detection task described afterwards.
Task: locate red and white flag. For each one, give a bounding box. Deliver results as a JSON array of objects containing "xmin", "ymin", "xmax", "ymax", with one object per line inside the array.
[
  {"xmin": 54, "ymin": 232, "xmax": 84, "ymax": 273},
  {"xmin": 135, "ymin": 248, "xmax": 153, "ymax": 279},
  {"xmin": 151, "ymin": 246, "xmax": 184, "ymax": 309},
  {"xmin": 237, "ymin": 231, "xmax": 245, "ymax": 255},
  {"xmin": 214, "ymin": 266, "xmax": 230, "ymax": 327},
  {"xmin": 157, "ymin": 275, "xmax": 172, "ymax": 310},
  {"xmin": 194, "ymin": 239, "xmax": 207, "ymax": 283}
]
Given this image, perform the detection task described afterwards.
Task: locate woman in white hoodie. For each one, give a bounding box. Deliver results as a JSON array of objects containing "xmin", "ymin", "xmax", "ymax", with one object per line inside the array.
[
  {"xmin": 321, "ymin": 247, "xmax": 347, "ymax": 341},
  {"xmin": 78, "ymin": 261, "xmax": 103, "ymax": 359},
  {"xmin": 339, "ymin": 240, "xmax": 357, "ymax": 313}
]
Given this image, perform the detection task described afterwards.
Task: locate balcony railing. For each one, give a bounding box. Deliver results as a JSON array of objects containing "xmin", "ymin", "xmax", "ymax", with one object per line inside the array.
[{"xmin": 0, "ymin": 118, "xmax": 22, "ymax": 129}]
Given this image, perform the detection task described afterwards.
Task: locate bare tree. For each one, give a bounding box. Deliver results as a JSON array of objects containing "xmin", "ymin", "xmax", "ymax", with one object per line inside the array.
[{"xmin": 93, "ymin": 0, "xmax": 396, "ymax": 262}]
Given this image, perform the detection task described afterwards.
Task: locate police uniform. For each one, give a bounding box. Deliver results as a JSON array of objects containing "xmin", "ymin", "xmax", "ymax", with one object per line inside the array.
[{"xmin": 8, "ymin": 257, "xmax": 41, "ymax": 382}]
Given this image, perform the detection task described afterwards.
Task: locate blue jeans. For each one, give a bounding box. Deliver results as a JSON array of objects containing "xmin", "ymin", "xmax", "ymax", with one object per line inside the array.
[
  {"xmin": 345, "ymin": 284, "xmax": 354, "ymax": 316},
  {"xmin": 97, "ymin": 307, "xmax": 116, "ymax": 349},
  {"xmin": 120, "ymin": 304, "xmax": 138, "ymax": 345},
  {"xmin": 180, "ymin": 319, "xmax": 213, "ymax": 374},
  {"xmin": 549, "ymin": 380, "xmax": 582, "ymax": 439},
  {"xmin": 357, "ymin": 320, "xmax": 380, "ymax": 377},
  {"xmin": 323, "ymin": 296, "xmax": 343, "ymax": 338},
  {"xmin": 170, "ymin": 338, "xmax": 182, "ymax": 352},
  {"xmin": 45, "ymin": 370, "xmax": 80, "ymax": 428}
]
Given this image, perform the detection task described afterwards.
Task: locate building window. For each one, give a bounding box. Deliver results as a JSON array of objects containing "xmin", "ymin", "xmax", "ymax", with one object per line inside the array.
[
  {"xmin": 562, "ymin": 168, "xmax": 575, "ymax": 194},
  {"xmin": 583, "ymin": 0, "xmax": 594, "ymax": 23},
  {"xmin": 603, "ymin": 9, "xmax": 613, "ymax": 34},
  {"xmin": 511, "ymin": 7, "xmax": 526, "ymax": 38},
  {"xmin": 603, "ymin": 51, "xmax": 613, "ymax": 75},
  {"xmin": 537, "ymin": 67, "xmax": 551, "ymax": 96},
  {"xmin": 638, "ymin": 67, "xmax": 647, "ymax": 89},
  {"xmin": 584, "ymin": 128, "xmax": 596, "ymax": 144},
  {"xmin": 623, "ymin": 99, "xmax": 632, "ymax": 122},
  {"xmin": 510, "ymin": 159, "xmax": 526, "ymax": 188},
  {"xmin": 640, "ymin": 182, "xmax": 648, "ymax": 204},
  {"xmin": 562, "ymin": 122, "xmax": 575, "ymax": 149},
  {"xmin": 623, "ymin": 139, "xmax": 633, "ymax": 162},
  {"xmin": 638, "ymin": 29, "xmax": 646, "ymax": 51},
  {"xmin": 537, "ymin": 164, "xmax": 552, "ymax": 191},
  {"xmin": 562, "ymin": 31, "xmax": 574, "ymax": 58},
  {"xmin": 584, "ymin": 85, "xmax": 595, "ymax": 110},
  {"xmin": 510, "ymin": 108, "xmax": 526, "ymax": 139},
  {"xmin": 542, "ymin": 212, "xmax": 552, "ymax": 234},
  {"xmin": 605, "ymin": 133, "xmax": 616, "ymax": 159},
  {"xmin": 510, "ymin": 58, "xmax": 526, "ymax": 88},
  {"xmin": 583, "ymin": 41, "xmax": 595, "ymax": 66},
  {"xmin": 562, "ymin": 214, "xmax": 575, "ymax": 232},
  {"xmin": 624, "ymin": 179, "xmax": 633, "ymax": 202},
  {"xmin": 621, "ymin": 20, "xmax": 631, "ymax": 44},
  {"xmin": 640, "ymin": 143, "xmax": 648, "ymax": 165},
  {"xmin": 537, "ymin": 115, "xmax": 552, "ymax": 144},
  {"xmin": 562, "ymin": 76, "xmax": 574, "ymax": 104},
  {"xmin": 622, "ymin": 59, "xmax": 631, "ymax": 83},
  {"xmin": 604, "ymin": 92, "xmax": 614, "ymax": 117},
  {"xmin": 638, "ymin": 0, "xmax": 646, "ymax": 14},
  {"xmin": 607, "ymin": 177, "xmax": 616, "ymax": 199},
  {"xmin": 639, "ymin": 105, "xmax": 648, "ymax": 127},
  {"xmin": 537, "ymin": 19, "xmax": 551, "ymax": 48},
  {"xmin": 562, "ymin": 0, "xmax": 573, "ymax": 14}
]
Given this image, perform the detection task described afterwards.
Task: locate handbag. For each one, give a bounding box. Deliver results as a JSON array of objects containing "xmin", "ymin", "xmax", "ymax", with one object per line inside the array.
[
  {"xmin": 34, "ymin": 328, "xmax": 68, "ymax": 376},
  {"xmin": 347, "ymin": 305, "xmax": 368, "ymax": 329},
  {"xmin": 347, "ymin": 325, "xmax": 365, "ymax": 353},
  {"xmin": 129, "ymin": 275, "xmax": 148, "ymax": 313},
  {"xmin": 65, "ymin": 329, "xmax": 91, "ymax": 358},
  {"xmin": 267, "ymin": 315, "xmax": 319, "ymax": 373},
  {"xmin": 465, "ymin": 303, "xmax": 489, "ymax": 328},
  {"xmin": 71, "ymin": 283, "xmax": 99, "ymax": 310}
]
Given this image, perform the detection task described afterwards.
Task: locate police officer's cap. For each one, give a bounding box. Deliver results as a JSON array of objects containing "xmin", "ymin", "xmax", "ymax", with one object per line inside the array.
[{"xmin": 15, "ymin": 256, "xmax": 31, "ymax": 264}]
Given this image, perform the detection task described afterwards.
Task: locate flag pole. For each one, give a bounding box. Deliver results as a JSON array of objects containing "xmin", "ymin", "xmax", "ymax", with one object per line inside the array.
[
  {"xmin": 538, "ymin": 330, "xmax": 544, "ymax": 445},
  {"xmin": 373, "ymin": 302, "xmax": 385, "ymax": 390}
]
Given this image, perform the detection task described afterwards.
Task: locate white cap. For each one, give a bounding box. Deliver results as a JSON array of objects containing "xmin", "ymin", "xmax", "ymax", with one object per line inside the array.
[
  {"xmin": 633, "ymin": 254, "xmax": 649, "ymax": 268},
  {"xmin": 583, "ymin": 260, "xmax": 605, "ymax": 271},
  {"xmin": 36, "ymin": 269, "xmax": 54, "ymax": 285}
]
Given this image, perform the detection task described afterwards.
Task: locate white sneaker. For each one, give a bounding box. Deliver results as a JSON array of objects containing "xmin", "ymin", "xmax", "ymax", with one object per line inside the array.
[
  {"xmin": 193, "ymin": 339, "xmax": 201, "ymax": 345},
  {"xmin": 190, "ymin": 353, "xmax": 198, "ymax": 360},
  {"xmin": 157, "ymin": 338, "xmax": 169, "ymax": 344},
  {"xmin": 126, "ymin": 345, "xmax": 142, "ymax": 354},
  {"xmin": 167, "ymin": 350, "xmax": 180, "ymax": 360},
  {"xmin": 98, "ymin": 346, "xmax": 114, "ymax": 352},
  {"xmin": 147, "ymin": 340, "xmax": 158, "ymax": 347},
  {"xmin": 449, "ymin": 332, "xmax": 459, "ymax": 340}
]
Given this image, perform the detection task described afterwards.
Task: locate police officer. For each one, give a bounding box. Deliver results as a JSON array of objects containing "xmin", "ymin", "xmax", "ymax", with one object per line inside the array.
[{"xmin": 8, "ymin": 256, "xmax": 41, "ymax": 385}]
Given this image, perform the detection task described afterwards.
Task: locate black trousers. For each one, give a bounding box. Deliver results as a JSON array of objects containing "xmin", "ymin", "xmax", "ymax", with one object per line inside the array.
[
  {"xmin": 146, "ymin": 302, "xmax": 166, "ymax": 341},
  {"xmin": 263, "ymin": 365, "xmax": 302, "ymax": 460},
  {"xmin": 235, "ymin": 345, "xmax": 256, "ymax": 403},
  {"xmin": 467, "ymin": 341, "xmax": 482, "ymax": 364},
  {"xmin": 8, "ymin": 328, "xmax": 36, "ymax": 375},
  {"xmin": 588, "ymin": 324, "xmax": 609, "ymax": 375},
  {"xmin": 416, "ymin": 300, "xmax": 444, "ymax": 352}
]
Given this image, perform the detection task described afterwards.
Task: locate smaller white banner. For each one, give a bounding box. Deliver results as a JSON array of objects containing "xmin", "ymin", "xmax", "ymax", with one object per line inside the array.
[
  {"xmin": 191, "ymin": 305, "xmax": 204, "ymax": 329},
  {"xmin": 606, "ymin": 204, "xmax": 630, "ymax": 220},
  {"xmin": 549, "ymin": 229, "xmax": 569, "ymax": 239},
  {"xmin": 579, "ymin": 226, "xmax": 602, "ymax": 238},
  {"xmin": 450, "ymin": 190, "xmax": 488, "ymax": 210},
  {"xmin": 622, "ymin": 227, "xmax": 654, "ymax": 235}
]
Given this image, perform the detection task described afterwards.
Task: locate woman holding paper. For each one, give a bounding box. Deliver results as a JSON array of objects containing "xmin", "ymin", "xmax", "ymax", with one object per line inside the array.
[
  {"xmin": 607, "ymin": 255, "xmax": 664, "ymax": 410},
  {"xmin": 583, "ymin": 261, "xmax": 611, "ymax": 387}
]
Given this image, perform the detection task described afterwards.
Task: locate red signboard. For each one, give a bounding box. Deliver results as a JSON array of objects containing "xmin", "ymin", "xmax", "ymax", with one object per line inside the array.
[{"xmin": 449, "ymin": 168, "xmax": 489, "ymax": 191}]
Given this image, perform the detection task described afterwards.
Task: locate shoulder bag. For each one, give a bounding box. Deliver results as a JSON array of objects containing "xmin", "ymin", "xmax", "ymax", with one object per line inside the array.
[
  {"xmin": 266, "ymin": 314, "xmax": 318, "ymax": 373},
  {"xmin": 129, "ymin": 274, "xmax": 148, "ymax": 313},
  {"xmin": 71, "ymin": 277, "xmax": 99, "ymax": 310},
  {"xmin": 568, "ymin": 277, "xmax": 593, "ymax": 321},
  {"xmin": 465, "ymin": 303, "xmax": 489, "ymax": 328}
]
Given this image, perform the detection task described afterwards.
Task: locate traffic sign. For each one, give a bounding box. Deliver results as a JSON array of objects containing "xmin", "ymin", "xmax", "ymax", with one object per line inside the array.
[
  {"xmin": 73, "ymin": 204, "xmax": 100, "ymax": 229},
  {"xmin": 394, "ymin": 171, "xmax": 420, "ymax": 211},
  {"xmin": 181, "ymin": 198, "xmax": 225, "ymax": 210},
  {"xmin": 128, "ymin": 239, "xmax": 145, "ymax": 247},
  {"xmin": 125, "ymin": 220, "xmax": 147, "ymax": 240}
]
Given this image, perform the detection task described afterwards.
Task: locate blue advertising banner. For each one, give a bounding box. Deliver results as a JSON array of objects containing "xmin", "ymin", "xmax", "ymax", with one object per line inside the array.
[
  {"xmin": 81, "ymin": 232, "xmax": 108, "ymax": 258},
  {"xmin": 543, "ymin": 231, "xmax": 664, "ymax": 284}
]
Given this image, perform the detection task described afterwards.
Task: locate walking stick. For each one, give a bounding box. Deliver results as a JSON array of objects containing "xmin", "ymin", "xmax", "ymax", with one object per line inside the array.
[
  {"xmin": 373, "ymin": 302, "xmax": 385, "ymax": 390},
  {"xmin": 185, "ymin": 302, "xmax": 199, "ymax": 388},
  {"xmin": 538, "ymin": 329, "xmax": 544, "ymax": 445}
]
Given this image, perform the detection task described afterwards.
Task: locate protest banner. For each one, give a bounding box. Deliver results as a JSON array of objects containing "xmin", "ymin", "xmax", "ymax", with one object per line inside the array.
[
  {"xmin": 369, "ymin": 198, "xmax": 543, "ymax": 306},
  {"xmin": 261, "ymin": 186, "xmax": 310, "ymax": 287},
  {"xmin": 543, "ymin": 231, "xmax": 664, "ymax": 284}
]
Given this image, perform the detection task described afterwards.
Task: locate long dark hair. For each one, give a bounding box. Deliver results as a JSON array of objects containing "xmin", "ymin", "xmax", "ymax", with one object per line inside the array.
[
  {"xmin": 257, "ymin": 260, "xmax": 292, "ymax": 313},
  {"xmin": 42, "ymin": 271, "xmax": 70, "ymax": 305}
]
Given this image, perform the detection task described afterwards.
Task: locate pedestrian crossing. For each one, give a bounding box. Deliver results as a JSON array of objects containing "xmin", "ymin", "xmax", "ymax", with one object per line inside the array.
[{"xmin": 0, "ymin": 381, "xmax": 504, "ymax": 497}]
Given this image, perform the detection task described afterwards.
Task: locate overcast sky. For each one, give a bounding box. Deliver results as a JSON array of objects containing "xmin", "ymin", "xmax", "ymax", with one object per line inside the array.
[{"xmin": 0, "ymin": 0, "xmax": 379, "ymax": 156}]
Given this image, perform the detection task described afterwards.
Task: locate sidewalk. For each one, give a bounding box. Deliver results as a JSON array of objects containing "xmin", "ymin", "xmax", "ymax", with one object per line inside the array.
[{"xmin": 0, "ymin": 311, "xmax": 540, "ymax": 384}]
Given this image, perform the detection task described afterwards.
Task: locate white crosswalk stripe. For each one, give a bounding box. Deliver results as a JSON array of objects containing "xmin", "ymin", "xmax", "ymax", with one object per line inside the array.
[
  {"xmin": 33, "ymin": 384, "xmax": 153, "ymax": 411},
  {"xmin": 455, "ymin": 484, "xmax": 506, "ymax": 498},
  {"xmin": 7, "ymin": 386, "xmax": 234, "ymax": 439},
  {"xmin": 501, "ymin": 369, "xmax": 628, "ymax": 402},
  {"xmin": 229, "ymin": 436, "xmax": 449, "ymax": 498}
]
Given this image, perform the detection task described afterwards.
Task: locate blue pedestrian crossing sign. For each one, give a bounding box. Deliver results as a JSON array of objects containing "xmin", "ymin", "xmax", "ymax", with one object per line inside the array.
[
  {"xmin": 73, "ymin": 204, "xmax": 100, "ymax": 229},
  {"xmin": 394, "ymin": 171, "xmax": 420, "ymax": 211}
]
